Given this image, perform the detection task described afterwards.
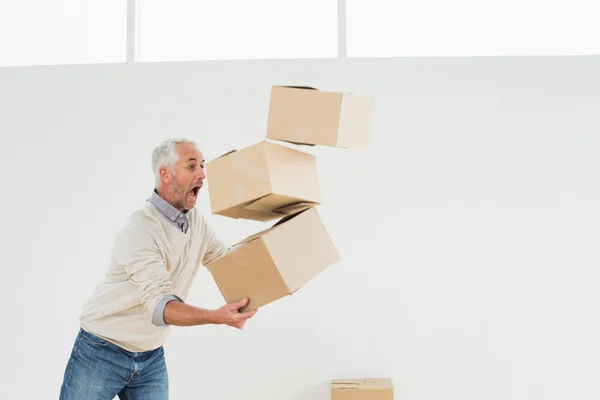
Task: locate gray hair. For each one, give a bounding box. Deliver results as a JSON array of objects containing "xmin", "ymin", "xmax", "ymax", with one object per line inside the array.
[{"xmin": 151, "ymin": 137, "xmax": 197, "ymax": 187}]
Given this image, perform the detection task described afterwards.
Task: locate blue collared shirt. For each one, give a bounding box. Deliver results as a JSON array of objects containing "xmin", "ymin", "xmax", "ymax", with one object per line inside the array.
[{"xmin": 149, "ymin": 189, "xmax": 189, "ymax": 233}]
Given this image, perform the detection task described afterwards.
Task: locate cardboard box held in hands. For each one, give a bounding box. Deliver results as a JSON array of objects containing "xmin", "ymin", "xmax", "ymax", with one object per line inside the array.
[
  {"xmin": 206, "ymin": 140, "xmax": 322, "ymax": 222},
  {"xmin": 332, "ymin": 378, "xmax": 394, "ymax": 400},
  {"xmin": 266, "ymin": 85, "xmax": 373, "ymax": 148},
  {"xmin": 207, "ymin": 207, "xmax": 340, "ymax": 312}
]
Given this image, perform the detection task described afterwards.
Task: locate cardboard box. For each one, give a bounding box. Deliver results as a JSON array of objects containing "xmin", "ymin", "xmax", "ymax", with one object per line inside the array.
[
  {"xmin": 207, "ymin": 207, "xmax": 340, "ymax": 312},
  {"xmin": 206, "ymin": 140, "xmax": 322, "ymax": 222},
  {"xmin": 332, "ymin": 379, "xmax": 394, "ymax": 400},
  {"xmin": 266, "ymin": 85, "xmax": 373, "ymax": 148}
]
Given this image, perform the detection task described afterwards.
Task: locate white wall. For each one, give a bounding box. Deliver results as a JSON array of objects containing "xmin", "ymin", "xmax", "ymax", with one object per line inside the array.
[{"xmin": 1, "ymin": 56, "xmax": 599, "ymax": 399}]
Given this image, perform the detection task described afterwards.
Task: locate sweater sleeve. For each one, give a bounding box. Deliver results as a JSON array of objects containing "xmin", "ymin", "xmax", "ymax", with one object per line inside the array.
[
  {"xmin": 152, "ymin": 294, "xmax": 183, "ymax": 326},
  {"xmin": 202, "ymin": 218, "xmax": 230, "ymax": 266},
  {"xmin": 113, "ymin": 228, "xmax": 175, "ymax": 324}
]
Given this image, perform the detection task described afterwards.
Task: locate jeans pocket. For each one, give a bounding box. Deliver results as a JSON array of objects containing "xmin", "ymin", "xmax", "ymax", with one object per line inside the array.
[{"xmin": 79, "ymin": 329, "xmax": 111, "ymax": 346}]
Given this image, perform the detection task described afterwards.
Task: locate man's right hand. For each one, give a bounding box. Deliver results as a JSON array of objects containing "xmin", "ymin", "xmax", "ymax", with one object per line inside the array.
[{"xmin": 211, "ymin": 298, "xmax": 258, "ymax": 329}]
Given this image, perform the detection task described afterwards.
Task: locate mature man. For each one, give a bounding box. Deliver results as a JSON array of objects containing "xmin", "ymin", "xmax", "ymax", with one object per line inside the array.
[{"xmin": 59, "ymin": 138, "xmax": 257, "ymax": 399}]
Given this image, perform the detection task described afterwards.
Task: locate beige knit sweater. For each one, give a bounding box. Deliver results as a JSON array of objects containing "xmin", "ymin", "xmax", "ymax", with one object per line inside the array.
[{"xmin": 79, "ymin": 202, "xmax": 229, "ymax": 352}]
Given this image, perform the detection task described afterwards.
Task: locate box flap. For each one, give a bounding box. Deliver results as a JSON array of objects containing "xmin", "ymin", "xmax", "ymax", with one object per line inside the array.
[
  {"xmin": 214, "ymin": 204, "xmax": 285, "ymax": 222},
  {"xmin": 230, "ymin": 203, "xmax": 300, "ymax": 246},
  {"xmin": 244, "ymin": 195, "xmax": 317, "ymax": 217},
  {"xmin": 275, "ymin": 85, "xmax": 318, "ymax": 90},
  {"xmin": 332, "ymin": 378, "xmax": 393, "ymax": 390},
  {"xmin": 270, "ymin": 139, "xmax": 316, "ymax": 147},
  {"xmin": 332, "ymin": 382, "xmax": 361, "ymax": 390},
  {"xmin": 234, "ymin": 233, "xmax": 263, "ymax": 247},
  {"xmin": 233, "ymin": 205, "xmax": 316, "ymax": 248},
  {"xmin": 272, "ymin": 201, "xmax": 315, "ymax": 215},
  {"xmin": 271, "ymin": 206, "xmax": 313, "ymax": 227},
  {"xmin": 243, "ymin": 194, "xmax": 283, "ymax": 213},
  {"xmin": 214, "ymin": 149, "xmax": 237, "ymax": 159}
]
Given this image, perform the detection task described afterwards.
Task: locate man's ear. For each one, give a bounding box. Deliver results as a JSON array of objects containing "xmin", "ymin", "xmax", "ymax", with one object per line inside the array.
[{"xmin": 159, "ymin": 167, "xmax": 172, "ymax": 185}]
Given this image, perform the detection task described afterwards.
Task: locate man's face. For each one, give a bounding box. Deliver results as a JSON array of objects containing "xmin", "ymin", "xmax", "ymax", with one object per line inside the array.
[{"xmin": 166, "ymin": 143, "xmax": 206, "ymax": 212}]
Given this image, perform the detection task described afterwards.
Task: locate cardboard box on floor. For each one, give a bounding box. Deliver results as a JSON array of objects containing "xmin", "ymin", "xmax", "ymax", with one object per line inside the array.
[
  {"xmin": 207, "ymin": 206, "xmax": 340, "ymax": 312},
  {"xmin": 332, "ymin": 379, "xmax": 394, "ymax": 400},
  {"xmin": 206, "ymin": 140, "xmax": 322, "ymax": 222},
  {"xmin": 266, "ymin": 86, "xmax": 373, "ymax": 148}
]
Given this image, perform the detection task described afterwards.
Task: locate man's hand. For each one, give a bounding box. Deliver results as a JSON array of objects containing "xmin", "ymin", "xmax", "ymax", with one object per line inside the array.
[
  {"xmin": 163, "ymin": 297, "xmax": 257, "ymax": 328},
  {"xmin": 212, "ymin": 298, "xmax": 258, "ymax": 330}
]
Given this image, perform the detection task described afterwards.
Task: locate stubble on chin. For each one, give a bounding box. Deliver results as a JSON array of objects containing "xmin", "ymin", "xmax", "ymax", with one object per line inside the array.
[{"xmin": 171, "ymin": 187, "xmax": 186, "ymax": 211}]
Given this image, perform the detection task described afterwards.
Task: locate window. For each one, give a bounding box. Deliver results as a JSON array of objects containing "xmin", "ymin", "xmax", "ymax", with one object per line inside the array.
[
  {"xmin": 347, "ymin": 0, "xmax": 600, "ymax": 57},
  {"xmin": 139, "ymin": 0, "xmax": 338, "ymax": 62},
  {"xmin": 0, "ymin": 1, "xmax": 127, "ymax": 67}
]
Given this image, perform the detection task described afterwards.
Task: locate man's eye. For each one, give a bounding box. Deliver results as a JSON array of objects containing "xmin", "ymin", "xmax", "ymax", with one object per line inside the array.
[{"xmin": 189, "ymin": 164, "xmax": 196, "ymax": 169}]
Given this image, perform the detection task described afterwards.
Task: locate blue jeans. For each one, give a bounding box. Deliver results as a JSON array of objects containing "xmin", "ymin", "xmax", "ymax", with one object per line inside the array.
[{"xmin": 59, "ymin": 328, "xmax": 168, "ymax": 399}]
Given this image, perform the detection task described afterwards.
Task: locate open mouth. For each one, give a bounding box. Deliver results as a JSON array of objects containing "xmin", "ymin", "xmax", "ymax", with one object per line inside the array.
[{"xmin": 189, "ymin": 185, "xmax": 202, "ymax": 201}]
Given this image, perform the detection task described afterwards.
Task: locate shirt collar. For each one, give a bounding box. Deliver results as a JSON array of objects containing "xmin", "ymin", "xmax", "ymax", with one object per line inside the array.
[{"xmin": 149, "ymin": 189, "xmax": 188, "ymax": 222}]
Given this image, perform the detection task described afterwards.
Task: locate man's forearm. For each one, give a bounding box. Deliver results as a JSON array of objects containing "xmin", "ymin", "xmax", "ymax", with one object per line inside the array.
[{"xmin": 163, "ymin": 301, "xmax": 218, "ymax": 326}]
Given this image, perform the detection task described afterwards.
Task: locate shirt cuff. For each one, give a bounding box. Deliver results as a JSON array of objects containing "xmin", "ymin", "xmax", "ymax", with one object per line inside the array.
[{"xmin": 152, "ymin": 294, "xmax": 184, "ymax": 326}]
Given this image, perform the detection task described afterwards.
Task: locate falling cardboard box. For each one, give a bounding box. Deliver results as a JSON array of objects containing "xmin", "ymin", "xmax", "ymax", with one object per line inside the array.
[
  {"xmin": 332, "ymin": 379, "xmax": 394, "ymax": 400},
  {"xmin": 206, "ymin": 140, "xmax": 322, "ymax": 222},
  {"xmin": 266, "ymin": 85, "xmax": 374, "ymax": 148},
  {"xmin": 207, "ymin": 206, "xmax": 340, "ymax": 312}
]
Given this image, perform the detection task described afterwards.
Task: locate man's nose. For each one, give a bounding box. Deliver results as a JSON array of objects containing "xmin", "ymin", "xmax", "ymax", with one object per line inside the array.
[{"xmin": 198, "ymin": 169, "xmax": 206, "ymax": 179}]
